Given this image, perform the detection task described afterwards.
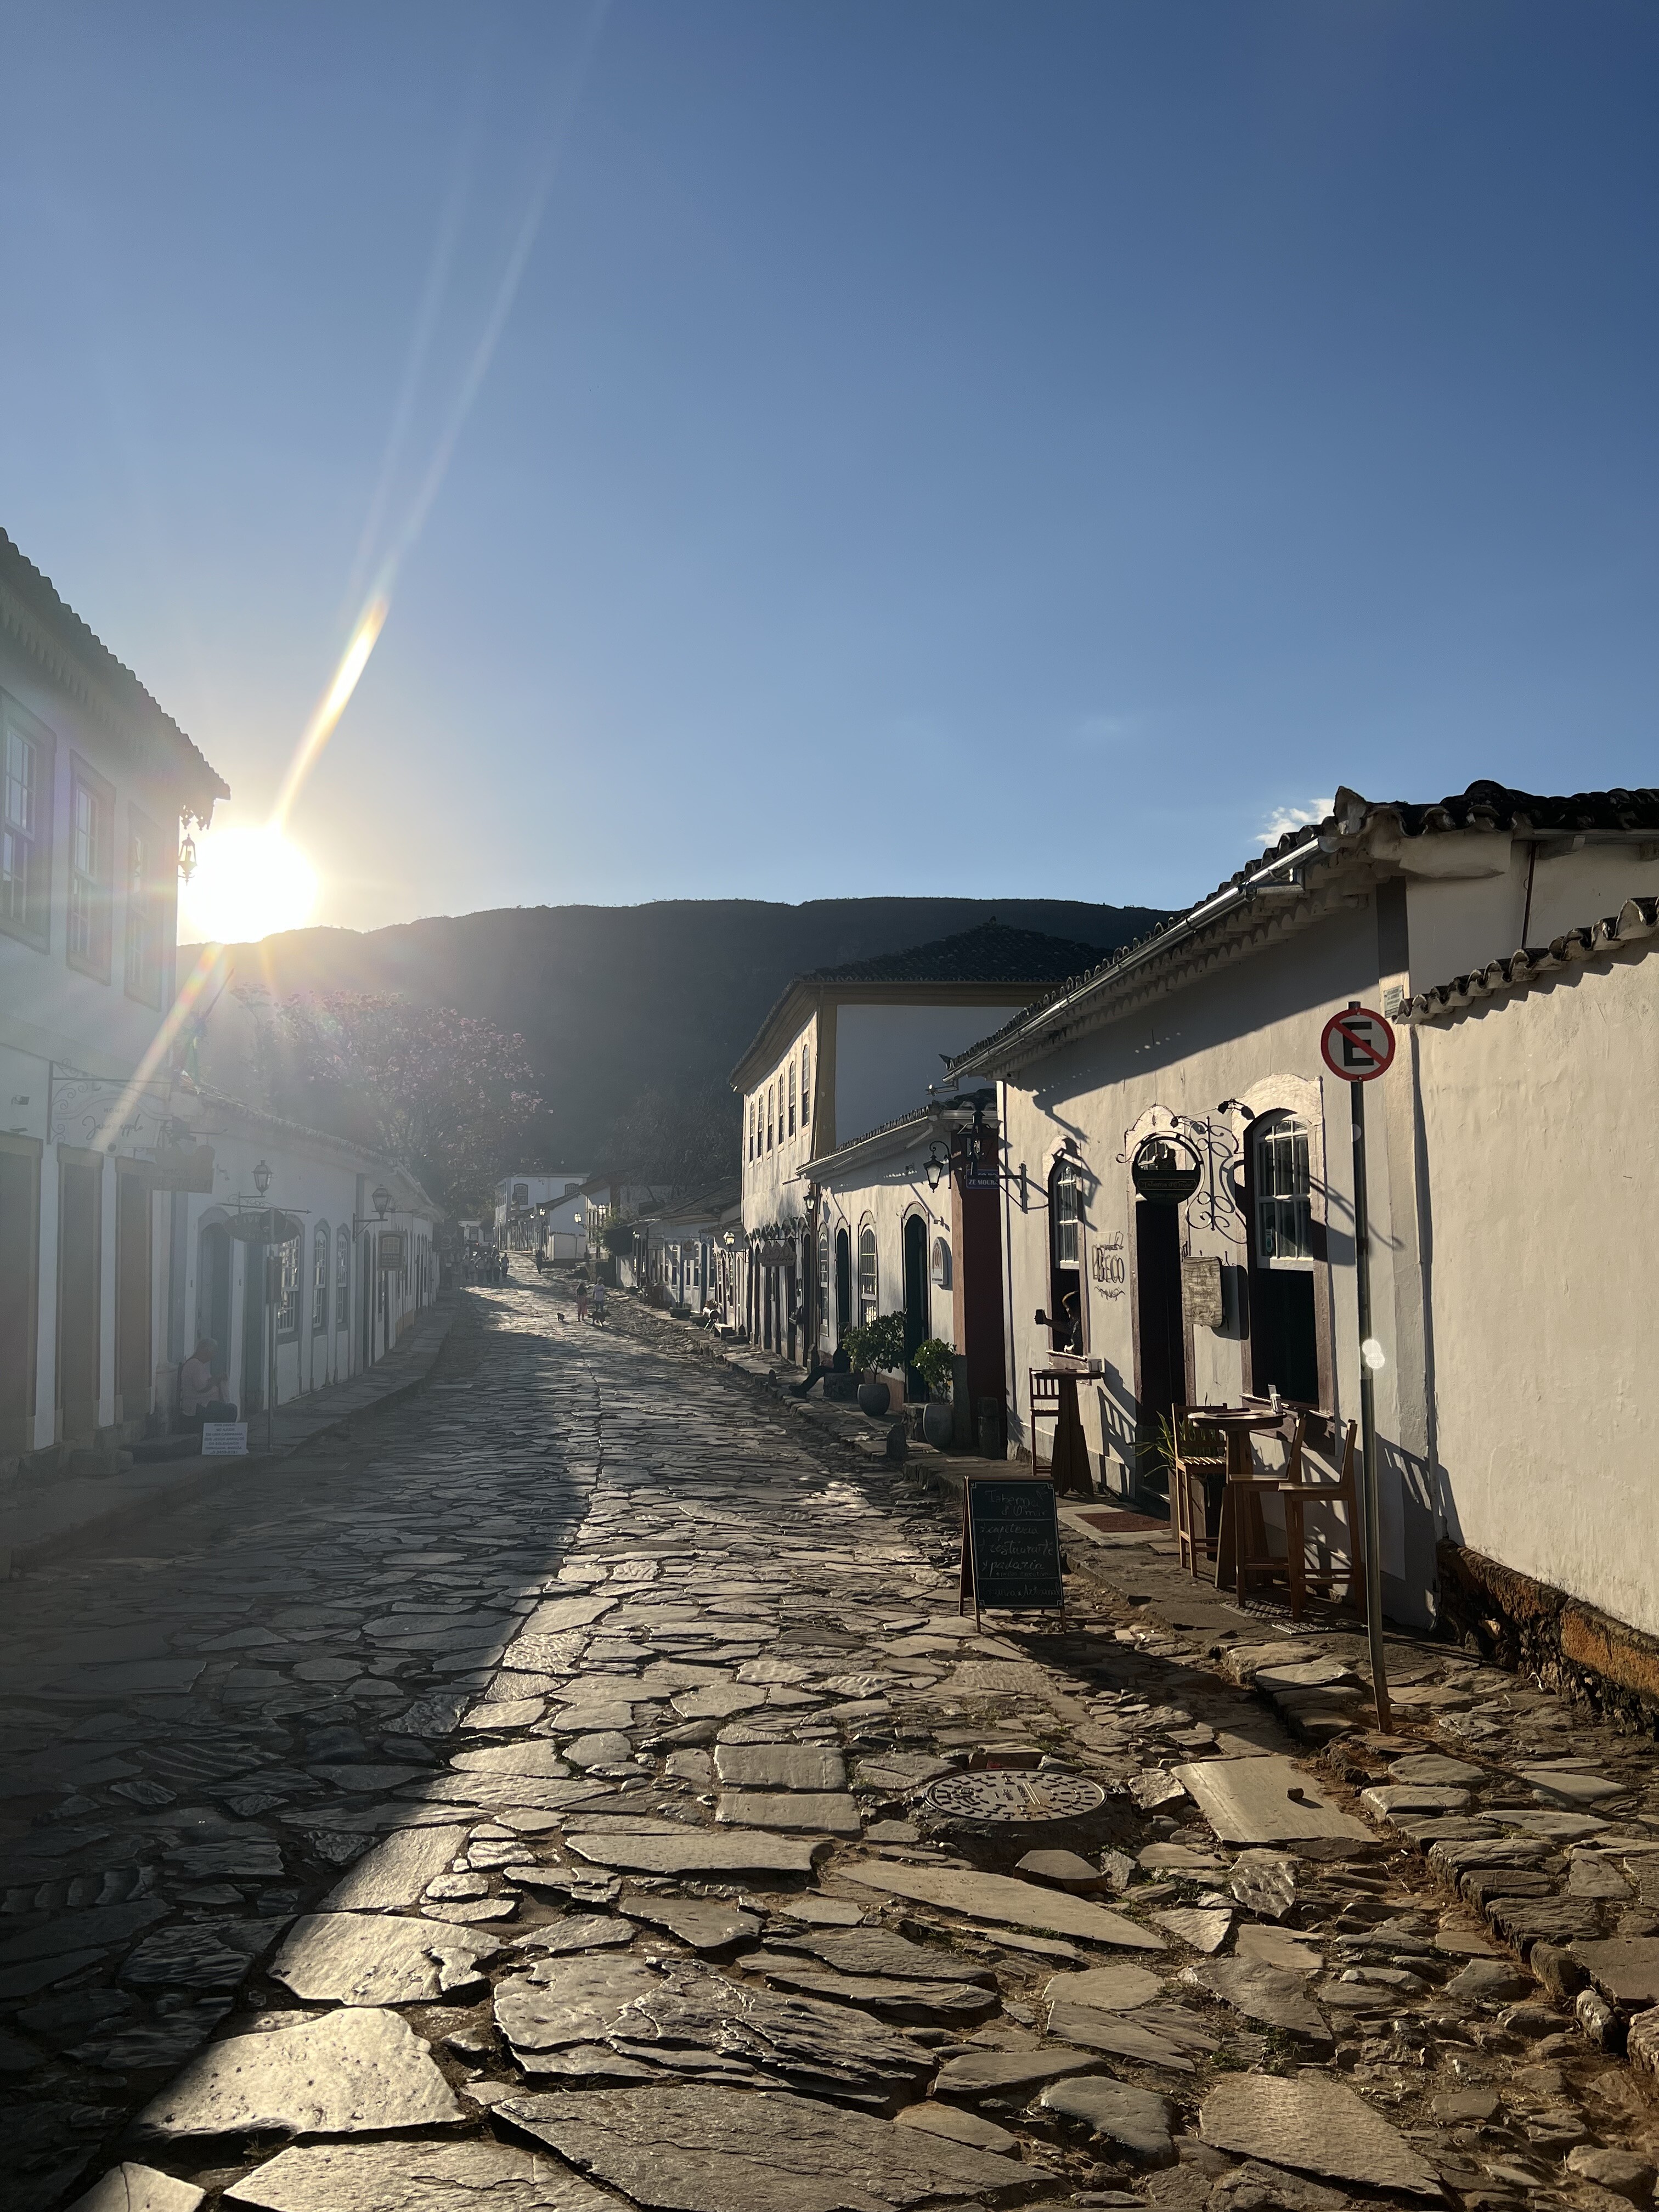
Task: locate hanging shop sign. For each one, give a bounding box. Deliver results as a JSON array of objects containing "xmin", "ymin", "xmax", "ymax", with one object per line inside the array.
[
  {"xmin": 150, "ymin": 1142, "xmax": 216, "ymax": 1193},
  {"xmin": 1131, "ymin": 1132, "xmax": 1203, "ymax": 1205},
  {"xmin": 227, "ymin": 1208, "xmax": 301, "ymax": 1244},
  {"xmin": 377, "ymin": 1231, "xmax": 409, "ymax": 1269},
  {"xmin": 1319, "ymin": 1005, "xmax": 1395, "ymax": 1082}
]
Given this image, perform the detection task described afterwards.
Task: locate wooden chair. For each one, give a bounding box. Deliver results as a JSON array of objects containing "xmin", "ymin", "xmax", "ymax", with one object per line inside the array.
[
  {"xmin": 1029, "ymin": 1371, "xmax": 1062, "ymax": 1473},
  {"xmin": 1278, "ymin": 1415, "xmax": 1365, "ymax": 1621},
  {"xmin": 1169, "ymin": 1407, "xmax": 1226, "ymax": 1575}
]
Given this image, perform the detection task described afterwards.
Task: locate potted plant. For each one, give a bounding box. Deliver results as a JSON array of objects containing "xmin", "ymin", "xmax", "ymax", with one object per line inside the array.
[
  {"xmin": 845, "ymin": 1313, "xmax": 906, "ymax": 1415},
  {"xmin": 912, "ymin": 1337, "xmax": 957, "ymax": 1447}
]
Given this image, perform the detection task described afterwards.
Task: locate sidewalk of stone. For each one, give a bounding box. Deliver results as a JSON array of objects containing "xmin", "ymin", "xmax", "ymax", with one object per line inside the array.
[
  {"xmin": 31, "ymin": 1283, "xmax": 1659, "ymax": 2212},
  {"xmin": 0, "ymin": 1296, "xmax": 458, "ymax": 1577},
  {"xmin": 618, "ymin": 1284, "xmax": 1659, "ymax": 2122},
  {"xmin": 604, "ymin": 1286, "xmax": 968, "ymax": 1468}
]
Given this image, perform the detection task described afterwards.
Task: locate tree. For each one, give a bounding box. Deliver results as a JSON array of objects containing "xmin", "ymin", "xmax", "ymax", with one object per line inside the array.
[
  {"xmin": 236, "ymin": 989, "xmax": 546, "ymax": 1217},
  {"xmin": 605, "ymin": 1079, "xmax": 740, "ymax": 1188}
]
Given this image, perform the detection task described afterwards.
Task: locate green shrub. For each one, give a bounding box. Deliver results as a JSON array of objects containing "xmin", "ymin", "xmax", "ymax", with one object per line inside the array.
[
  {"xmin": 843, "ymin": 1312, "xmax": 907, "ymax": 1374},
  {"xmin": 911, "ymin": 1338, "xmax": 956, "ymax": 1396}
]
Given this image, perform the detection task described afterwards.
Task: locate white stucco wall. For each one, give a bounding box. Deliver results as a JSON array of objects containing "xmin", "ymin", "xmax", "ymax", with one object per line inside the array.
[
  {"xmin": 815, "ymin": 1151, "xmax": 955, "ymax": 1375},
  {"xmin": 833, "ymin": 1003, "xmax": 1026, "ymax": 1150},
  {"xmin": 994, "ymin": 901, "xmax": 1432, "ymax": 1607},
  {"xmin": 1415, "ymin": 945, "xmax": 1659, "ymax": 1638},
  {"xmin": 742, "ymin": 1014, "xmax": 816, "ymax": 1232},
  {"xmin": 1404, "ymin": 844, "xmax": 1659, "ymax": 1002}
]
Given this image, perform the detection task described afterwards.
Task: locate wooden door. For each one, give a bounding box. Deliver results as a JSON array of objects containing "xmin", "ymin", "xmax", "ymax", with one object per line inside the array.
[
  {"xmin": 834, "ymin": 1229, "xmax": 851, "ymax": 1346},
  {"xmin": 0, "ymin": 1139, "xmax": 40, "ymax": 1456},
  {"xmin": 1132, "ymin": 1199, "xmax": 1186, "ymax": 1497},
  {"xmin": 242, "ymin": 1242, "xmax": 266, "ymax": 1413},
  {"xmin": 57, "ymin": 1155, "xmax": 101, "ymax": 1442},
  {"xmin": 115, "ymin": 1164, "xmax": 151, "ymax": 1424},
  {"xmin": 902, "ymin": 1213, "xmax": 928, "ymax": 1398}
]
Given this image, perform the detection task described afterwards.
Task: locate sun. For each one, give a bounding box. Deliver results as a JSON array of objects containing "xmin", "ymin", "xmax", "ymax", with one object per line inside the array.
[{"xmin": 180, "ymin": 825, "xmax": 319, "ymax": 946}]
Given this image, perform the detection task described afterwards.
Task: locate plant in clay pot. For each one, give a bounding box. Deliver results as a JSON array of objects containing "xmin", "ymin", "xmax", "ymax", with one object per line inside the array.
[
  {"xmin": 844, "ymin": 1313, "xmax": 906, "ymax": 1415},
  {"xmin": 912, "ymin": 1338, "xmax": 957, "ymax": 1444}
]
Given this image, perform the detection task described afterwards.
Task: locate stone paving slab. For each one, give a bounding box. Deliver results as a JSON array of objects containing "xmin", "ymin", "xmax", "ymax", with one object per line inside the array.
[{"xmin": 21, "ymin": 1278, "xmax": 1659, "ymax": 2212}]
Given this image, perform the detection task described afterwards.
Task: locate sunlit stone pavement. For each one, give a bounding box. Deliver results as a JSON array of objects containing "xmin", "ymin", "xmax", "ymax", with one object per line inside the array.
[{"xmin": 6, "ymin": 1282, "xmax": 1659, "ymax": 2212}]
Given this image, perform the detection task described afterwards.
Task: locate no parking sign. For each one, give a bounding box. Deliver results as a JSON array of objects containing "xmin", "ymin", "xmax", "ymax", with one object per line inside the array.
[{"xmin": 1319, "ymin": 1005, "xmax": 1395, "ymax": 1082}]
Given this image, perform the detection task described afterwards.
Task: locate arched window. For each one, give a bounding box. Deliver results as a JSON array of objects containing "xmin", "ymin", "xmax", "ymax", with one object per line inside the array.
[
  {"xmin": 1248, "ymin": 1111, "xmax": 1321, "ymax": 1403},
  {"xmin": 800, "ymin": 1043, "xmax": 810, "ymax": 1127},
  {"xmin": 788, "ymin": 1059, "xmax": 797, "ymax": 1138},
  {"xmin": 1048, "ymin": 1158, "xmax": 1082, "ymax": 1351},
  {"xmin": 1253, "ymin": 1115, "xmax": 1312, "ymax": 1262},
  {"xmin": 335, "ymin": 1225, "xmax": 351, "ymax": 1325},
  {"xmin": 931, "ymin": 1235, "xmax": 952, "ymax": 1290},
  {"xmin": 766, "ymin": 1085, "xmax": 774, "ymax": 1150},
  {"xmin": 748, "ymin": 1101, "xmax": 755, "ymax": 1161},
  {"xmin": 857, "ymin": 1223, "xmax": 878, "ymax": 1324},
  {"xmin": 312, "ymin": 1223, "xmax": 330, "ymax": 1332}
]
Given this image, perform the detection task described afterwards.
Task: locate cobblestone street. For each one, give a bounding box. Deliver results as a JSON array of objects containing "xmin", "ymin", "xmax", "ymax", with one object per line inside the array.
[{"xmin": 7, "ymin": 1282, "xmax": 1659, "ymax": 2212}]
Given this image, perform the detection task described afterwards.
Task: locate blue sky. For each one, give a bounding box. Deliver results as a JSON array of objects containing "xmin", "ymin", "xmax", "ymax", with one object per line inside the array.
[{"xmin": 2, "ymin": 1, "xmax": 1654, "ymax": 933}]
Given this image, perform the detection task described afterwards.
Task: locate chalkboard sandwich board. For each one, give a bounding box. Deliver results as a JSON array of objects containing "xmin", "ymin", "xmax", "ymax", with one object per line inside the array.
[{"xmin": 958, "ymin": 1474, "xmax": 1065, "ymax": 1630}]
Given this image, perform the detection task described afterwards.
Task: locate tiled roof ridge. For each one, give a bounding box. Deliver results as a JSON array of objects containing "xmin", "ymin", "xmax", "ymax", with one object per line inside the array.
[
  {"xmin": 803, "ymin": 915, "xmax": 1118, "ymax": 986},
  {"xmin": 0, "ymin": 527, "xmax": 229, "ymax": 812},
  {"xmin": 189, "ymin": 1081, "xmax": 437, "ymax": 1208},
  {"xmin": 947, "ymin": 778, "xmax": 1659, "ymax": 1074},
  {"xmin": 1402, "ymin": 894, "xmax": 1659, "ymax": 1022}
]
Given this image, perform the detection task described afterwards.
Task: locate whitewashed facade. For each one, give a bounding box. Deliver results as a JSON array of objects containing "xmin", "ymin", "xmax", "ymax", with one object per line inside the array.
[
  {"xmin": 161, "ymin": 1086, "xmax": 439, "ymax": 1419},
  {"xmin": 953, "ymin": 783, "xmax": 1659, "ymax": 1626},
  {"xmin": 732, "ymin": 922, "xmax": 1105, "ymax": 1363},
  {"xmin": 0, "ymin": 531, "xmax": 228, "ymax": 1468},
  {"xmin": 1405, "ymin": 894, "xmax": 1659, "ymax": 1640}
]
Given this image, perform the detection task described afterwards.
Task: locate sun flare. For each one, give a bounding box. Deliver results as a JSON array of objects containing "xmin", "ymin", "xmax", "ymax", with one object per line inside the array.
[{"xmin": 180, "ymin": 825, "xmax": 319, "ymax": 946}]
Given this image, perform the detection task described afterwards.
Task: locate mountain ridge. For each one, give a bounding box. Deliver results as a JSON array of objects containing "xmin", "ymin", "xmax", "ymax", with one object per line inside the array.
[{"xmin": 190, "ymin": 894, "xmax": 1166, "ymax": 1168}]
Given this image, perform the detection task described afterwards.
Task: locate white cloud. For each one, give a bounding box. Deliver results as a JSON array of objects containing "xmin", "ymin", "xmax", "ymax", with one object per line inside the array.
[{"xmin": 1259, "ymin": 795, "xmax": 1335, "ymax": 843}]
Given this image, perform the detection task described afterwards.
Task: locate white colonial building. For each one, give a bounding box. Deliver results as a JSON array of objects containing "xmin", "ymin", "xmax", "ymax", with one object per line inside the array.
[
  {"xmin": 0, "ymin": 530, "xmax": 227, "ymax": 1467},
  {"xmin": 0, "ymin": 528, "xmax": 444, "ymax": 1477},
  {"xmin": 731, "ymin": 921, "xmax": 1107, "ymax": 1364},
  {"xmin": 950, "ymin": 782, "xmax": 1659, "ymax": 1627}
]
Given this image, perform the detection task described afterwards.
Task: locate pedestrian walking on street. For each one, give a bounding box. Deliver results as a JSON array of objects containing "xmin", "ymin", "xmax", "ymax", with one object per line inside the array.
[{"xmin": 575, "ymin": 1282, "xmax": 589, "ymax": 1324}]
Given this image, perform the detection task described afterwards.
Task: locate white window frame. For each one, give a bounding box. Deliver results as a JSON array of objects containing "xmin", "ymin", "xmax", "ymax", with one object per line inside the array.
[
  {"xmin": 1251, "ymin": 1112, "xmax": 1315, "ymax": 1271},
  {"xmin": 312, "ymin": 1222, "xmax": 331, "ymax": 1332}
]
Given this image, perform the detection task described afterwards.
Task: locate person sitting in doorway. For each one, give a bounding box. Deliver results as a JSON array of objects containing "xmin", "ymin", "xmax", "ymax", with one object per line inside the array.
[{"xmin": 178, "ymin": 1336, "xmax": 238, "ymax": 1430}]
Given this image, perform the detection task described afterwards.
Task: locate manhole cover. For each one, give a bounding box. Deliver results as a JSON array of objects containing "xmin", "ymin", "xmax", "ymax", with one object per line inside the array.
[{"xmin": 920, "ymin": 1770, "xmax": 1106, "ymax": 1825}]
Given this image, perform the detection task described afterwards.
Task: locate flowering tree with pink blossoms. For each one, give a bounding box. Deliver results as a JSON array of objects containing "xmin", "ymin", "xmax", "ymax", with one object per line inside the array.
[{"xmin": 240, "ymin": 989, "xmax": 546, "ymax": 1216}]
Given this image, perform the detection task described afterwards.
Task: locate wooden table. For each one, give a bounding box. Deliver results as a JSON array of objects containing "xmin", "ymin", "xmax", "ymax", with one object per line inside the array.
[
  {"xmin": 1029, "ymin": 1368, "xmax": 1093, "ymax": 1499},
  {"xmin": 1199, "ymin": 1405, "xmax": 1290, "ymax": 1596}
]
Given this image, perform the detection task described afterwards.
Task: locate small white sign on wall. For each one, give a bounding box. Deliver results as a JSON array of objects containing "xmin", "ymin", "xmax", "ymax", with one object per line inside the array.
[{"xmin": 201, "ymin": 1422, "xmax": 249, "ymax": 1457}]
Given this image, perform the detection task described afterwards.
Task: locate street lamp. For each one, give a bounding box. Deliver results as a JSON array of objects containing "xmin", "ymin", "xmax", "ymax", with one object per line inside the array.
[
  {"xmin": 252, "ymin": 1159, "xmax": 272, "ymax": 1198},
  {"xmin": 373, "ymin": 1185, "xmax": 391, "ymax": 1220},
  {"xmin": 178, "ymin": 830, "xmax": 198, "ymax": 883}
]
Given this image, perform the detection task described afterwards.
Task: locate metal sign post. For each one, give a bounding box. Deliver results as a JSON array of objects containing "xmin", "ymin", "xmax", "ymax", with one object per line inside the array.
[{"xmin": 1319, "ymin": 1003, "xmax": 1395, "ymax": 1733}]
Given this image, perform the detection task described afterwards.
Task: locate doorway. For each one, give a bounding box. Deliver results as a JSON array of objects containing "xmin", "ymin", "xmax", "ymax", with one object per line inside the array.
[
  {"xmin": 834, "ymin": 1228, "xmax": 851, "ymax": 1346},
  {"xmin": 115, "ymin": 1163, "xmax": 151, "ymax": 1425},
  {"xmin": 198, "ymin": 1221, "xmax": 231, "ymax": 1384},
  {"xmin": 902, "ymin": 1213, "xmax": 928, "ymax": 1399},
  {"xmin": 0, "ymin": 1140, "xmax": 40, "ymax": 1457},
  {"xmin": 361, "ymin": 1234, "xmax": 374, "ymax": 1369},
  {"xmin": 57, "ymin": 1155, "xmax": 100, "ymax": 1443},
  {"xmin": 1133, "ymin": 1199, "xmax": 1186, "ymax": 1499},
  {"xmin": 242, "ymin": 1242, "xmax": 266, "ymax": 1414}
]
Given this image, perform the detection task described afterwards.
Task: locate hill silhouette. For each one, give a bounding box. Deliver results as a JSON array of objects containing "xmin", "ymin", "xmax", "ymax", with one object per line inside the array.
[{"xmin": 193, "ymin": 896, "xmax": 1165, "ymax": 1171}]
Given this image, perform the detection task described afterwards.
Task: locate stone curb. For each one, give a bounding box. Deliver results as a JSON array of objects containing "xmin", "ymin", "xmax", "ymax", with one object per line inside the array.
[{"xmin": 1, "ymin": 1299, "xmax": 459, "ymax": 1576}]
